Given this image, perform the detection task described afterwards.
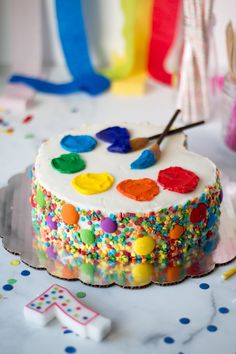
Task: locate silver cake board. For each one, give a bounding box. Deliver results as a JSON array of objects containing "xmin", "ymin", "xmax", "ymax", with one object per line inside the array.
[{"xmin": 0, "ymin": 167, "xmax": 236, "ymax": 288}]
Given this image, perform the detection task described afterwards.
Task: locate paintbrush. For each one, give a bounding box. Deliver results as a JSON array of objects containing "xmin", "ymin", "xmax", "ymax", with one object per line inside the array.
[
  {"xmin": 130, "ymin": 109, "xmax": 181, "ymax": 169},
  {"xmin": 129, "ymin": 120, "xmax": 205, "ymax": 152},
  {"xmin": 149, "ymin": 108, "xmax": 181, "ymax": 160}
]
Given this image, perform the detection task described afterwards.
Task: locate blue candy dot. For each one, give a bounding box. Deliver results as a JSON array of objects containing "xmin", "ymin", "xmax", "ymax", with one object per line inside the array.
[
  {"xmin": 164, "ymin": 336, "xmax": 175, "ymax": 344},
  {"xmin": 3, "ymin": 284, "xmax": 13, "ymax": 291},
  {"xmin": 44, "ymin": 294, "xmax": 49, "ymax": 297},
  {"xmin": 218, "ymin": 307, "xmax": 229, "ymax": 314},
  {"xmin": 199, "ymin": 283, "xmax": 210, "ymax": 290},
  {"xmin": 64, "ymin": 329, "xmax": 73, "ymax": 334},
  {"xmin": 36, "ymin": 306, "xmax": 41, "ymax": 310},
  {"xmin": 59, "ymin": 295, "xmax": 64, "ymax": 299},
  {"xmin": 65, "ymin": 346, "xmax": 76, "ymax": 353},
  {"xmin": 46, "ymin": 301, "xmax": 51, "ymax": 304},
  {"xmin": 179, "ymin": 317, "xmax": 190, "ymax": 324},
  {"xmin": 21, "ymin": 270, "xmax": 30, "ymax": 276},
  {"xmin": 207, "ymin": 325, "xmax": 218, "ymax": 332},
  {"xmin": 51, "ymin": 290, "xmax": 56, "ymax": 294}
]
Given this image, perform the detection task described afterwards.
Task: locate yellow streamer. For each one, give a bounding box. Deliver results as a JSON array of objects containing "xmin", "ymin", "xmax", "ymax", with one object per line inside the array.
[{"xmin": 102, "ymin": 0, "xmax": 153, "ymax": 95}]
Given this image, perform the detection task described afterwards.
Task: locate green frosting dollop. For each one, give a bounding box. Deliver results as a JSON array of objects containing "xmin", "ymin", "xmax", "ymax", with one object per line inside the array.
[{"xmin": 51, "ymin": 153, "xmax": 86, "ymax": 174}]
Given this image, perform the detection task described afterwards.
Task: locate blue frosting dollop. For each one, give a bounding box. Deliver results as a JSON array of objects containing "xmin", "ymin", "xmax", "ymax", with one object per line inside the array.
[
  {"xmin": 108, "ymin": 139, "xmax": 131, "ymax": 153},
  {"xmin": 130, "ymin": 149, "xmax": 156, "ymax": 169},
  {"xmin": 60, "ymin": 135, "xmax": 97, "ymax": 153},
  {"xmin": 96, "ymin": 126, "xmax": 130, "ymax": 143}
]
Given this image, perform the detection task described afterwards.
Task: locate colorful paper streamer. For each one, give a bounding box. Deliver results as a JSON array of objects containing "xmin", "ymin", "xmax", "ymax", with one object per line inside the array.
[
  {"xmin": 148, "ymin": 0, "xmax": 182, "ymax": 85},
  {"xmin": 9, "ymin": 0, "xmax": 110, "ymax": 96}
]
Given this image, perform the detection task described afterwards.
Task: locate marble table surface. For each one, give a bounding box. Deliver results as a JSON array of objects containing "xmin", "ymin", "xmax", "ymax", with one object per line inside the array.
[{"xmin": 0, "ymin": 68, "xmax": 236, "ymax": 354}]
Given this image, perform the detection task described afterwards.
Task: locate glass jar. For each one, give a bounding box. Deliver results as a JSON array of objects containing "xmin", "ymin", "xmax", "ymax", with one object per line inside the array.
[{"xmin": 222, "ymin": 75, "xmax": 236, "ymax": 151}]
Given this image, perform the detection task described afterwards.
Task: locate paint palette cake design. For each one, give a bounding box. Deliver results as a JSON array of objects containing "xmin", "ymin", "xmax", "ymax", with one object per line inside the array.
[{"xmin": 31, "ymin": 123, "xmax": 222, "ymax": 273}]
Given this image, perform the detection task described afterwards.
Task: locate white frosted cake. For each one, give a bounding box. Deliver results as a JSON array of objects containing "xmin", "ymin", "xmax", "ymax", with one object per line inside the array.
[{"xmin": 31, "ymin": 123, "xmax": 222, "ymax": 283}]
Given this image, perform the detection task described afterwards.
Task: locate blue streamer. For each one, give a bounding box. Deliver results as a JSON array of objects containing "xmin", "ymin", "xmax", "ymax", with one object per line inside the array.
[
  {"xmin": 9, "ymin": 74, "xmax": 109, "ymax": 96},
  {"xmin": 9, "ymin": 0, "xmax": 110, "ymax": 95}
]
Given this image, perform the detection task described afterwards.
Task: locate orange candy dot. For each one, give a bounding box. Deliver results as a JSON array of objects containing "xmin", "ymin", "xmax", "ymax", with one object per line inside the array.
[
  {"xmin": 116, "ymin": 178, "xmax": 159, "ymax": 201},
  {"xmin": 169, "ymin": 224, "xmax": 185, "ymax": 239},
  {"xmin": 166, "ymin": 266, "xmax": 182, "ymax": 283},
  {"xmin": 61, "ymin": 203, "xmax": 79, "ymax": 224}
]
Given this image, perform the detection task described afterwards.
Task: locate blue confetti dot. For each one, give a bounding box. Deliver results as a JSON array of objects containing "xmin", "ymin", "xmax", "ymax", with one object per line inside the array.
[
  {"xmin": 59, "ymin": 295, "xmax": 64, "ymax": 299},
  {"xmin": 179, "ymin": 317, "xmax": 190, "ymax": 324},
  {"xmin": 207, "ymin": 325, "xmax": 218, "ymax": 332},
  {"xmin": 36, "ymin": 306, "xmax": 41, "ymax": 310},
  {"xmin": 65, "ymin": 346, "xmax": 76, "ymax": 353},
  {"xmin": 21, "ymin": 270, "xmax": 30, "ymax": 276},
  {"xmin": 64, "ymin": 329, "xmax": 73, "ymax": 334},
  {"xmin": 218, "ymin": 307, "xmax": 229, "ymax": 314},
  {"xmin": 3, "ymin": 284, "xmax": 13, "ymax": 291},
  {"xmin": 164, "ymin": 336, "xmax": 175, "ymax": 344},
  {"xmin": 46, "ymin": 301, "xmax": 51, "ymax": 304},
  {"xmin": 199, "ymin": 283, "xmax": 210, "ymax": 290}
]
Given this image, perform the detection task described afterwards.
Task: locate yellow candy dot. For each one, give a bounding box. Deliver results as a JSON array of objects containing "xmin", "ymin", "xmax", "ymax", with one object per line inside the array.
[
  {"xmin": 133, "ymin": 236, "xmax": 155, "ymax": 256},
  {"xmin": 132, "ymin": 264, "xmax": 154, "ymax": 285},
  {"xmin": 72, "ymin": 172, "xmax": 114, "ymax": 195}
]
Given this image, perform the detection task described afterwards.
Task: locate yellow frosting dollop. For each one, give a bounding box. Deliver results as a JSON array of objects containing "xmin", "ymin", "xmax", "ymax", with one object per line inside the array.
[{"xmin": 72, "ymin": 172, "xmax": 114, "ymax": 195}]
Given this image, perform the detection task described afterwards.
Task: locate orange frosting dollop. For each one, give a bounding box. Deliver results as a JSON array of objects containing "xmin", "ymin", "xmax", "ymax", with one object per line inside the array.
[{"xmin": 116, "ymin": 178, "xmax": 159, "ymax": 201}]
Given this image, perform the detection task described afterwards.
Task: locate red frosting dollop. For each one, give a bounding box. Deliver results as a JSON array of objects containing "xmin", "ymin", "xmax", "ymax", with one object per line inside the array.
[{"xmin": 157, "ymin": 166, "xmax": 199, "ymax": 194}]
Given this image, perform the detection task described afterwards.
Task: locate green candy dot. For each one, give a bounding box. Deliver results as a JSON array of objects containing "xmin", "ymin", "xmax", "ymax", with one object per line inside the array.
[
  {"xmin": 80, "ymin": 229, "xmax": 95, "ymax": 245},
  {"xmin": 35, "ymin": 190, "xmax": 45, "ymax": 208},
  {"xmin": 80, "ymin": 263, "xmax": 95, "ymax": 278},
  {"xmin": 51, "ymin": 153, "xmax": 86, "ymax": 174},
  {"xmin": 7, "ymin": 279, "xmax": 17, "ymax": 285},
  {"xmin": 76, "ymin": 291, "xmax": 86, "ymax": 299}
]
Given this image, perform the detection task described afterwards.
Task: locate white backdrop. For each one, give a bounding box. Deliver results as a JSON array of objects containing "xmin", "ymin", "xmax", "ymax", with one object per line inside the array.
[{"xmin": 0, "ymin": 0, "xmax": 235, "ymax": 72}]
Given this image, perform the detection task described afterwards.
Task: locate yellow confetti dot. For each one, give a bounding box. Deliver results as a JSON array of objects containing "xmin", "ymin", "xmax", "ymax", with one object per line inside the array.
[
  {"xmin": 133, "ymin": 236, "xmax": 155, "ymax": 256},
  {"xmin": 132, "ymin": 263, "xmax": 154, "ymax": 284},
  {"xmin": 9, "ymin": 259, "xmax": 21, "ymax": 266}
]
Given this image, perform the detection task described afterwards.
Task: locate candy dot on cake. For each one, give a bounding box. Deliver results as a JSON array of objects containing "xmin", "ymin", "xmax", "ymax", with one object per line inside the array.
[
  {"xmin": 133, "ymin": 236, "xmax": 155, "ymax": 256},
  {"xmin": 46, "ymin": 215, "xmax": 57, "ymax": 230},
  {"xmin": 190, "ymin": 203, "xmax": 207, "ymax": 224},
  {"xmin": 60, "ymin": 135, "xmax": 97, "ymax": 153},
  {"xmin": 61, "ymin": 204, "xmax": 79, "ymax": 224},
  {"xmin": 80, "ymin": 229, "xmax": 95, "ymax": 245},
  {"xmin": 100, "ymin": 217, "xmax": 117, "ymax": 233},
  {"xmin": 117, "ymin": 178, "xmax": 159, "ymax": 201},
  {"xmin": 132, "ymin": 263, "xmax": 154, "ymax": 284},
  {"xmin": 207, "ymin": 212, "xmax": 216, "ymax": 229},
  {"xmin": 80, "ymin": 263, "xmax": 95, "ymax": 278},
  {"xmin": 169, "ymin": 224, "xmax": 185, "ymax": 239},
  {"xmin": 35, "ymin": 189, "xmax": 45, "ymax": 208},
  {"xmin": 51, "ymin": 153, "xmax": 86, "ymax": 174},
  {"xmin": 72, "ymin": 172, "xmax": 114, "ymax": 195},
  {"xmin": 21, "ymin": 270, "xmax": 31, "ymax": 276},
  {"xmin": 157, "ymin": 166, "xmax": 199, "ymax": 193}
]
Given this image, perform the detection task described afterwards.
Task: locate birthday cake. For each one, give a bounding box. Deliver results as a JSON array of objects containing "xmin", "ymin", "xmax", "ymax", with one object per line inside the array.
[{"xmin": 31, "ymin": 123, "xmax": 222, "ymax": 279}]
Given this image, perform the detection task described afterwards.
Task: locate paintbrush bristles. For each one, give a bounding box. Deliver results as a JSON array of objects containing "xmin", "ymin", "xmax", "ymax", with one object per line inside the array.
[
  {"xmin": 149, "ymin": 144, "xmax": 161, "ymax": 161},
  {"xmin": 129, "ymin": 137, "xmax": 149, "ymax": 151}
]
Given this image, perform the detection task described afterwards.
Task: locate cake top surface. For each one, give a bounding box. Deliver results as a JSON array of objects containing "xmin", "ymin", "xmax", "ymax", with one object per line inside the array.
[{"xmin": 35, "ymin": 122, "xmax": 217, "ymax": 214}]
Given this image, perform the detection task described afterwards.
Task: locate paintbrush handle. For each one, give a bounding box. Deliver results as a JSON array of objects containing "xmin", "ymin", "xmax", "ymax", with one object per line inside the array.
[
  {"xmin": 148, "ymin": 120, "xmax": 205, "ymax": 141},
  {"xmin": 156, "ymin": 109, "xmax": 181, "ymax": 145}
]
